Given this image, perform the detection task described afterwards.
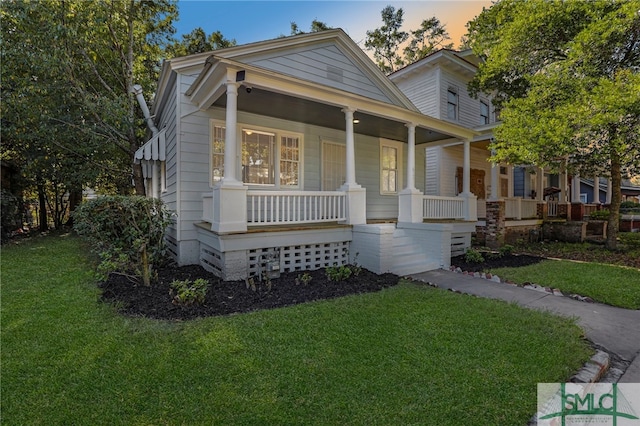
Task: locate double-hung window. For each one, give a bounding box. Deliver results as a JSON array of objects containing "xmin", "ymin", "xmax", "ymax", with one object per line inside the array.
[
  {"xmin": 480, "ymin": 100, "xmax": 490, "ymax": 125},
  {"xmin": 211, "ymin": 124, "xmax": 225, "ymax": 183},
  {"xmin": 447, "ymin": 88, "xmax": 458, "ymax": 120},
  {"xmin": 210, "ymin": 121, "xmax": 301, "ymax": 188}
]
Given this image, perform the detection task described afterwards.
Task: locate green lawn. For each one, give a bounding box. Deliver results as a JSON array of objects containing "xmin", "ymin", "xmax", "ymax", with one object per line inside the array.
[
  {"xmin": 1, "ymin": 234, "xmax": 592, "ymax": 425},
  {"xmin": 491, "ymin": 259, "xmax": 640, "ymax": 309}
]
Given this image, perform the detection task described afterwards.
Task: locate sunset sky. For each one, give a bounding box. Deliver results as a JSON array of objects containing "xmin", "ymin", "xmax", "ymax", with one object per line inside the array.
[{"xmin": 175, "ymin": 1, "xmax": 493, "ymax": 50}]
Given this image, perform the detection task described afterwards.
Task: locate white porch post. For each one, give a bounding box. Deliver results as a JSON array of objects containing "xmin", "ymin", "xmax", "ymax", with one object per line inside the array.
[
  {"xmin": 399, "ymin": 123, "xmax": 422, "ymax": 223},
  {"xmin": 340, "ymin": 107, "xmax": 366, "ymax": 224},
  {"xmin": 212, "ymin": 70, "xmax": 248, "ymax": 233},
  {"xmin": 572, "ymin": 174, "xmax": 581, "ymax": 203},
  {"xmin": 560, "ymin": 162, "xmax": 568, "ymax": 203},
  {"xmin": 507, "ymin": 165, "xmax": 514, "ymax": 198},
  {"xmin": 606, "ymin": 179, "xmax": 612, "ymax": 204},
  {"xmin": 463, "ymin": 140, "xmax": 471, "ymax": 195},
  {"xmin": 593, "ymin": 176, "xmax": 601, "ymax": 204},
  {"xmin": 490, "ymin": 150, "xmax": 499, "ymax": 201},
  {"xmin": 458, "ymin": 140, "xmax": 477, "ymax": 221},
  {"xmin": 536, "ymin": 167, "xmax": 544, "ymax": 201}
]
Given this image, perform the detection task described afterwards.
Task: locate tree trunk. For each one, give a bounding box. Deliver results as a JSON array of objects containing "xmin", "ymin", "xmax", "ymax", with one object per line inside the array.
[
  {"xmin": 37, "ymin": 182, "xmax": 48, "ymax": 232},
  {"xmin": 65, "ymin": 188, "xmax": 83, "ymax": 226},
  {"xmin": 605, "ymin": 152, "xmax": 621, "ymax": 250}
]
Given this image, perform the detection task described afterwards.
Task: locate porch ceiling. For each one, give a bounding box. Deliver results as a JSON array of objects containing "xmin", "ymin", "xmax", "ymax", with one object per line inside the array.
[{"xmin": 213, "ymin": 87, "xmax": 454, "ymax": 144}]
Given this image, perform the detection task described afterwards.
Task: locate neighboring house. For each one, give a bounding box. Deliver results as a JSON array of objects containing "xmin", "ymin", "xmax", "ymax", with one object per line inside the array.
[
  {"xmin": 389, "ymin": 49, "xmax": 546, "ymax": 243},
  {"xmin": 135, "ymin": 29, "xmax": 482, "ymax": 280}
]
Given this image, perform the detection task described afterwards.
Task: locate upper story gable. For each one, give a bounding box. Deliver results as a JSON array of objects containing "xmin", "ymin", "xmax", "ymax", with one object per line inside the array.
[
  {"xmin": 154, "ymin": 29, "xmax": 417, "ymax": 113},
  {"xmin": 389, "ymin": 49, "xmax": 497, "ymax": 130}
]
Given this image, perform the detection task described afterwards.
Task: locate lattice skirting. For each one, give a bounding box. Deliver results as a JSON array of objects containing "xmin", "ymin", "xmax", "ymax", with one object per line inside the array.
[
  {"xmin": 200, "ymin": 241, "xmax": 350, "ymax": 279},
  {"xmin": 200, "ymin": 245, "xmax": 223, "ymax": 276},
  {"xmin": 451, "ymin": 233, "xmax": 470, "ymax": 257}
]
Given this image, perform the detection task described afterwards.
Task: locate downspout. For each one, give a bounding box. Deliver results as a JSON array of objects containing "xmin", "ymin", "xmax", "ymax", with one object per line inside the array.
[{"xmin": 130, "ymin": 84, "xmax": 160, "ymax": 198}]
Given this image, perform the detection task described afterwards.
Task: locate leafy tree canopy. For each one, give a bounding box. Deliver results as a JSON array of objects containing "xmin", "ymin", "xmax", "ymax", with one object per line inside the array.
[
  {"xmin": 166, "ymin": 27, "xmax": 236, "ymax": 57},
  {"xmin": 365, "ymin": 5, "xmax": 452, "ymax": 73},
  {"xmin": 290, "ymin": 19, "xmax": 332, "ymax": 35},
  {"xmin": 467, "ymin": 0, "xmax": 640, "ymax": 248}
]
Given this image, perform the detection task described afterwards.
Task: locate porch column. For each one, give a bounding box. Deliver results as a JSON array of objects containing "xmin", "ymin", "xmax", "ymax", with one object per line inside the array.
[
  {"xmin": 458, "ymin": 140, "xmax": 477, "ymax": 221},
  {"xmin": 340, "ymin": 107, "xmax": 365, "ymax": 224},
  {"xmin": 559, "ymin": 161, "xmax": 568, "ymax": 203},
  {"xmin": 405, "ymin": 123, "xmax": 416, "ymax": 191},
  {"xmin": 606, "ymin": 179, "xmax": 612, "ymax": 205},
  {"xmin": 593, "ymin": 176, "xmax": 601, "ymax": 204},
  {"xmin": 462, "ymin": 140, "xmax": 471, "ymax": 195},
  {"xmin": 223, "ymin": 75, "xmax": 241, "ymax": 185},
  {"xmin": 490, "ymin": 150, "xmax": 499, "ymax": 200},
  {"xmin": 507, "ymin": 165, "xmax": 514, "ymax": 198},
  {"xmin": 399, "ymin": 123, "xmax": 422, "ymax": 223},
  {"xmin": 342, "ymin": 108, "xmax": 359, "ymax": 189},
  {"xmin": 212, "ymin": 70, "xmax": 247, "ymax": 233},
  {"xmin": 536, "ymin": 167, "xmax": 545, "ymax": 201},
  {"xmin": 572, "ymin": 174, "xmax": 581, "ymax": 203}
]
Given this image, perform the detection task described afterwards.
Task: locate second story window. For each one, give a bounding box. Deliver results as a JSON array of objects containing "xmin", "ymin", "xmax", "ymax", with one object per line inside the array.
[
  {"xmin": 480, "ymin": 100, "xmax": 490, "ymax": 125},
  {"xmin": 447, "ymin": 88, "xmax": 458, "ymax": 120}
]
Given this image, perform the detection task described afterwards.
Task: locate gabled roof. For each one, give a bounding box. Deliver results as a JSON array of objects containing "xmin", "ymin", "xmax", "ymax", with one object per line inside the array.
[
  {"xmin": 170, "ymin": 29, "xmax": 418, "ymax": 111},
  {"xmin": 388, "ymin": 49, "xmax": 479, "ymax": 82}
]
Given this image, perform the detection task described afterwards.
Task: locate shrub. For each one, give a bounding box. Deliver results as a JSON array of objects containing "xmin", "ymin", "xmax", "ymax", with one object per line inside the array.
[
  {"xmin": 170, "ymin": 278, "xmax": 209, "ymax": 306},
  {"xmin": 464, "ymin": 249, "xmax": 485, "ymax": 264},
  {"xmin": 295, "ymin": 272, "xmax": 313, "ymax": 285},
  {"xmin": 620, "ymin": 201, "xmax": 640, "ymax": 213},
  {"xmin": 589, "ymin": 209, "xmax": 610, "ymax": 220},
  {"xmin": 619, "ymin": 232, "xmax": 640, "ymax": 249},
  {"xmin": 73, "ymin": 196, "xmax": 173, "ymax": 286},
  {"xmin": 326, "ymin": 264, "xmax": 353, "ymax": 282},
  {"xmin": 499, "ymin": 244, "xmax": 514, "ymax": 257}
]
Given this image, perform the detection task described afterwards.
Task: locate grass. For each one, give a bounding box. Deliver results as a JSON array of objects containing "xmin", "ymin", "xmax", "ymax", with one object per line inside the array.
[
  {"xmin": 490, "ymin": 260, "xmax": 640, "ymax": 310},
  {"xmin": 1, "ymin": 234, "xmax": 592, "ymax": 425}
]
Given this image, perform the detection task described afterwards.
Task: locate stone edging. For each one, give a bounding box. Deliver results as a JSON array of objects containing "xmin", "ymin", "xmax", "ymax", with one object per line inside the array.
[{"xmin": 449, "ymin": 265, "xmax": 596, "ymax": 303}]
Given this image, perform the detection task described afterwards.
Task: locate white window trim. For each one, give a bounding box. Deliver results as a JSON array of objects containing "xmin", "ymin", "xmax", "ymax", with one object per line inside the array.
[
  {"xmin": 209, "ymin": 119, "xmax": 303, "ymax": 189},
  {"xmin": 379, "ymin": 139, "xmax": 403, "ymax": 195},
  {"xmin": 447, "ymin": 86, "xmax": 459, "ymax": 121}
]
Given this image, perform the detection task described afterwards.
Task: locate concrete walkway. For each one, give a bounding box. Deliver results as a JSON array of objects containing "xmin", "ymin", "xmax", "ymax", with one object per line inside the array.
[{"xmin": 410, "ymin": 269, "xmax": 640, "ymax": 383}]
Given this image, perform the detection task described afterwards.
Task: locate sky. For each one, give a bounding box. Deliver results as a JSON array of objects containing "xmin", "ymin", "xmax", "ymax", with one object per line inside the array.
[{"xmin": 174, "ymin": 1, "xmax": 493, "ymax": 51}]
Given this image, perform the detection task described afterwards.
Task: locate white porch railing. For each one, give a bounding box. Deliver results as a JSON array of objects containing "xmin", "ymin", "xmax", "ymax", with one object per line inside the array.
[
  {"xmin": 423, "ymin": 196, "xmax": 465, "ymax": 220},
  {"xmin": 505, "ymin": 197, "xmax": 539, "ymax": 219},
  {"xmin": 547, "ymin": 200, "xmax": 558, "ymax": 217},
  {"xmin": 247, "ymin": 190, "xmax": 346, "ymax": 226}
]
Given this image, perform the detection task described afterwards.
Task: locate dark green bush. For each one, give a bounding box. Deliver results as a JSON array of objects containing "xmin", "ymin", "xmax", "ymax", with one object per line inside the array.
[
  {"xmin": 619, "ymin": 232, "xmax": 640, "ymax": 249},
  {"xmin": 464, "ymin": 248, "xmax": 485, "ymax": 263},
  {"xmin": 73, "ymin": 196, "xmax": 173, "ymax": 285},
  {"xmin": 588, "ymin": 209, "xmax": 611, "ymax": 220}
]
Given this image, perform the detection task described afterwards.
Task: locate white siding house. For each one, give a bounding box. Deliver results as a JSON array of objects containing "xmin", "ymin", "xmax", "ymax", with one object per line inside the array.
[{"xmin": 136, "ymin": 30, "xmax": 486, "ymax": 280}]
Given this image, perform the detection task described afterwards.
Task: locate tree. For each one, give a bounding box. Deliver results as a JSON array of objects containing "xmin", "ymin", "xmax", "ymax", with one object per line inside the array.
[
  {"xmin": 403, "ymin": 17, "xmax": 453, "ymax": 64},
  {"xmin": 289, "ymin": 19, "xmax": 332, "ymax": 35},
  {"xmin": 365, "ymin": 5, "xmax": 408, "ymax": 73},
  {"xmin": 166, "ymin": 27, "xmax": 236, "ymax": 57},
  {"xmin": 467, "ymin": 0, "xmax": 640, "ymax": 249},
  {"xmin": 365, "ymin": 6, "xmax": 453, "ymax": 73}
]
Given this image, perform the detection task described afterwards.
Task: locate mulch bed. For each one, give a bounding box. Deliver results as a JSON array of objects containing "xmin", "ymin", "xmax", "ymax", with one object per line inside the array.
[
  {"xmin": 100, "ymin": 265, "xmax": 399, "ymax": 320},
  {"xmin": 450, "ymin": 253, "xmax": 546, "ymax": 272}
]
